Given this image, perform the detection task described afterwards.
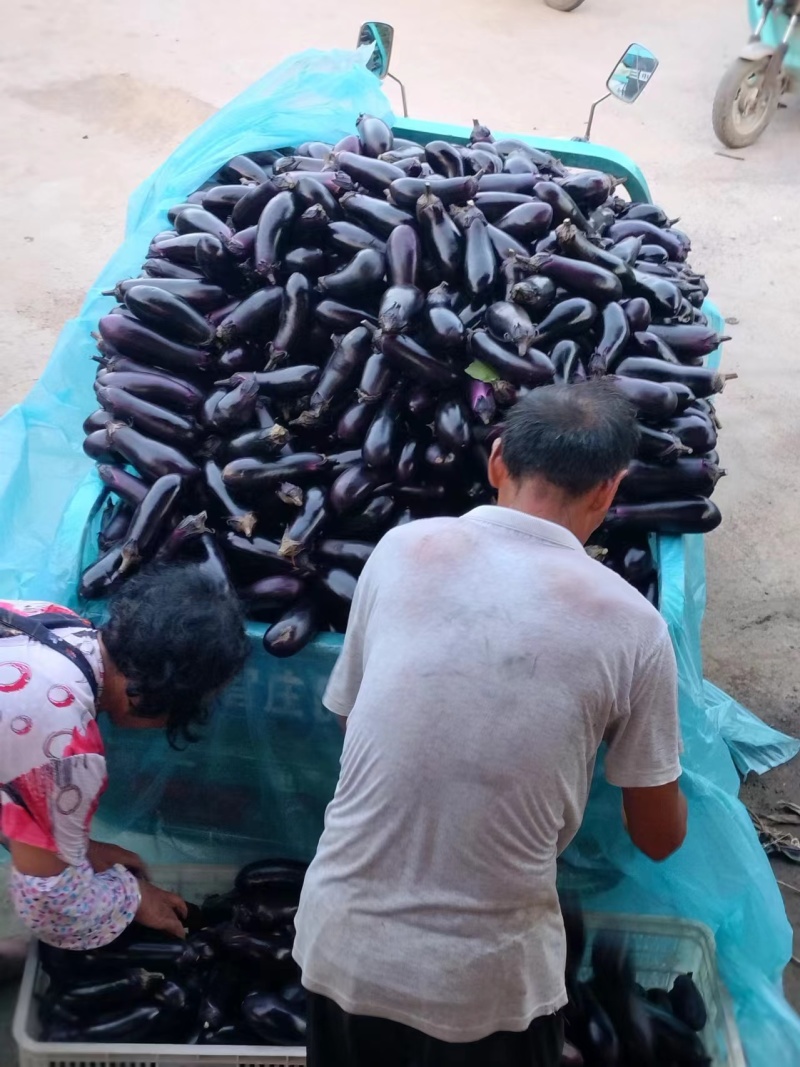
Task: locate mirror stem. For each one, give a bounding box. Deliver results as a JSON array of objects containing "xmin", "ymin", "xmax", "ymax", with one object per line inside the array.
[
  {"xmin": 387, "ymin": 73, "xmax": 409, "ymax": 118},
  {"xmin": 584, "ymin": 92, "xmax": 611, "ymax": 141}
]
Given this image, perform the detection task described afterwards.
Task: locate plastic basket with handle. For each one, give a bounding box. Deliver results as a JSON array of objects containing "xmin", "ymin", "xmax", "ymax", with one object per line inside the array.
[{"xmin": 13, "ymin": 865, "xmax": 744, "ymax": 1067}]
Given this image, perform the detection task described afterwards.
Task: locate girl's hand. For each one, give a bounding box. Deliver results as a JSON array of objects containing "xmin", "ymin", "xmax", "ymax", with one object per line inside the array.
[{"xmin": 88, "ymin": 840, "xmax": 149, "ymax": 879}]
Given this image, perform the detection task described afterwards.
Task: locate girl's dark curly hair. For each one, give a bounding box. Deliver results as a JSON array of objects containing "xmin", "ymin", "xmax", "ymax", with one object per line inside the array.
[{"xmin": 101, "ymin": 561, "xmax": 249, "ymax": 747}]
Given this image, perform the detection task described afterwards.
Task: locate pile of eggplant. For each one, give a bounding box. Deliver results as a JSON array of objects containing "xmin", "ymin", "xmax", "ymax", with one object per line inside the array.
[
  {"xmin": 80, "ymin": 114, "xmax": 731, "ymax": 655},
  {"xmin": 561, "ymin": 897, "xmax": 712, "ymax": 1066},
  {"xmin": 38, "ymin": 859, "xmax": 308, "ymax": 1046}
]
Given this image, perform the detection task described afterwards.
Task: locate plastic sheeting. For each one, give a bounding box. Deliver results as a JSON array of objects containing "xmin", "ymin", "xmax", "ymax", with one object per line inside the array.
[{"xmin": 0, "ymin": 45, "xmax": 798, "ymax": 1064}]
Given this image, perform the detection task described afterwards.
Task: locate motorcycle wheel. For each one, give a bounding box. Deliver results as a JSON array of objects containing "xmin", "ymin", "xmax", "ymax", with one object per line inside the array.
[
  {"xmin": 712, "ymin": 56, "xmax": 780, "ymax": 148},
  {"xmin": 544, "ymin": 0, "xmax": 587, "ymax": 10}
]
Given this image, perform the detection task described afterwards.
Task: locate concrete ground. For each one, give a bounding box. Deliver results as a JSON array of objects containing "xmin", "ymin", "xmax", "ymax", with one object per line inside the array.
[{"xmin": 1, "ymin": 0, "xmax": 799, "ymax": 1056}]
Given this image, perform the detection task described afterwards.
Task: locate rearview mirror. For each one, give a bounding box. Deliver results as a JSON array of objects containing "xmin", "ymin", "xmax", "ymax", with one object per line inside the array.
[
  {"xmin": 358, "ymin": 21, "xmax": 395, "ymax": 79},
  {"xmin": 606, "ymin": 43, "xmax": 659, "ymax": 103}
]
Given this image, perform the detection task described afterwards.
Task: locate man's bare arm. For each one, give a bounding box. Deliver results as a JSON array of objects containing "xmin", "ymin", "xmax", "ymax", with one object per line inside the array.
[{"xmin": 622, "ymin": 779, "xmax": 687, "ymax": 861}]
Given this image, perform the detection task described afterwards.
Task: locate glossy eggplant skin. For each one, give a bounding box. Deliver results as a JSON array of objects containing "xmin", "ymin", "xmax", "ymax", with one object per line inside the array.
[
  {"xmin": 379, "ymin": 284, "xmax": 425, "ymax": 335},
  {"xmin": 216, "ymin": 287, "xmax": 283, "ymax": 345},
  {"xmin": 495, "ymin": 201, "xmax": 553, "ymax": 242},
  {"xmin": 385, "ymin": 225, "xmax": 420, "ymax": 287},
  {"xmin": 588, "ymin": 302, "xmax": 630, "ymax": 376},
  {"xmin": 96, "ymin": 369, "xmax": 205, "ymax": 414},
  {"xmin": 223, "ymin": 453, "xmax": 329, "ymax": 490},
  {"xmin": 97, "ymin": 464, "xmax": 150, "ymax": 507},
  {"xmin": 363, "ymin": 391, "xmax": 405, "ymax": 469},
  {"xmin": 415, "ymin": 187, "xmax": 463, "ymax": 284},
  {"xmin": 450, "ymin": 203, "xmax": 496, "ymax": 301},
  {"xmin": 95, "ymin": 386, "xmax": 200, "ymax": 448},
  {"xmin": 469, "ymin": 330, "xmax": 555, "ymax": 388},
  {"xmin": 619, "ymin": 457, "xmax": 725, "ymax": 501},
  {"xmin": 389, "ymin": 174, "xmax": 479, "ymax": 209},
  {"xmin": 341, "ymin": 192, "xmax": 413, "ymax": 238},
  {"xmin": 381, "ymin": 334, "xmax": 460, "ymax": 388},
  {"xmin": 98, "ymin": 315, "xmax": 214, "ymax": 373},
  {"xmin": 105, "ymin": 422, "xmax": 199, "ymax": 481},
  {"xmin": 269, "ymin": 272, "xmax": 311, "ymax": 364},
  {"xmin": 605, "ymin": 374, "xmax": 682, "ymax": 420},
  {"xmin": 119, "ymin": 473, "xmax": 183, "ymax": 572},
  {"xmin": 527, "ymin": 254, "xmax": 623, "ymax": 304},
  {"xmin": 279, "ymin": 486, "xmax": 328, "ymax": 560},
  {"xmin": 615, "ymin": 357, "xmax": 732, "ymax": 399},
  {"xmin": 255, "ymin": 191, "xmax": 297, "ymax": 281},
  {"xmin": 317, "ymin": 248, "xmax": 385, "ymax": 299},
  {"xmin": 263, "ymin": 598, "xmax": 319, "ymax": 657},
  {"xmin": 301, "ymin": 325, "xmax": 373, "ymax": 422},
  {"xmin": 533, "ymin": 181, "xmax": 592, "ymax": 232},
  {"xmin": 604, "ymin": 497, "xmax": 722, "ymax": 534},
  {"xmin": 665, "ymin": 412, "xmax": 718, "ymax": 454},
  {"xmin": 123, "ymin": 285, "xmax": 215, "ymax": 346}
]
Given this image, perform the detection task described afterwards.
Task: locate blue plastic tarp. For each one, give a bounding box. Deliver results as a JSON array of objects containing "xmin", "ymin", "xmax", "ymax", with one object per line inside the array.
[{"xmin": 0, "ymin": 45, "xmax": 798, "ymax": 1065}]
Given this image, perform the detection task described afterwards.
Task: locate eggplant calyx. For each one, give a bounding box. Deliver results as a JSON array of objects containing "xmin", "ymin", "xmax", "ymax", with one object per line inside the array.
[
  {"xmin": 227, "ymin": 513, "xmax": 258, "ymax": 539},
  {"xmin": 277, "ymin": 482, "xmax": 304, "ymax": 507}
]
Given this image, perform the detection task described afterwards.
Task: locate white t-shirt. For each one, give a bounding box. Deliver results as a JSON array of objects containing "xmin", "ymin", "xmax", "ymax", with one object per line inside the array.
[{"xmin": 293, "ymin": 505, "xmax": 681, "ymax": 1043}]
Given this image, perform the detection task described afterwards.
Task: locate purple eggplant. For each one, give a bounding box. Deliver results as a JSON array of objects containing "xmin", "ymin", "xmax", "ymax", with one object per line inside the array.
[
  {"xmin": 509, "ymin": 276, "xmax": 558, "ymax": 316},
  {"xmin": 263, "ymin": 598, "xmax": 319, "ymax": 657},
  {"xmin": 283, "ymin": 246, "xmax": 328, "ymax": 276},
  {"xmin": 526, "ymin": 253, "xmax": 623, "ymax": 304},
  {"xmin": 615, "ymin": 357, "xmax": 736, "ymax": 398},
  {"xmin": 98, "ymin": 501, "xmax": 131, "ymax": 554},
  {"xmin": 395, "ymin": 437, "xmax": 424, "ymax": 482},
  {"xmin": 221, "ymin": 154, "xmax": 267, "ymax": 183},
  {"xmin": 150, "ymin": 233, "xmax": 207, "ymax": 265},
  {"xmin": 529, "ymin": 298, "xmax": 598, "ymax": 346},
  {"xmin": 208, "ymin": 377, "xmax": 259, "ymax": 432},
  {"xmin": 450, "ymin": 202, "xmax": 496, "ymax": 300},
  {"xmin": 84, "ymin": 409, "xmax": 113, "ymax": 434},
  {"xmin": 155, "ymin": 512, "xmax": 211, "ymax": 561},
  {"xmin": 604, "ymin": 497, "xmax": 722, "ymax": 534},
  {"xmin": 79, "ymin": 545, "xmax": 126, "ymax": 599},
  {"xmin": 229, "ymin": 366, "xmax": 320, "ymax": 398},
  {"xmin": 222, "ymin": 531, "xmax": 288, "ymax": 574},
  {"xmin": 647, "ymin": 323, "xmax": 729, "ymax": 360},
  {"xmin": 356, "ymin": 113, "xmax": 393, "ymax": 157},
  {"xmin": 340, "ymin": 192, "xmax": 413, "ymax": 238},
  {"xmin": 665, "ymin": 412, "xmax": 718, "ymax": 454},
  {"xmin": 141, "ymin": 258, "xmax": 202, "ymax": 281},
  {"xmin": 632, "ymin": 331, "xmax": 680, "ymax": 364},
  {"xmin": 357, "ymin": 350, "xmax": 395, "ymax": 404},
  {"xmin": 122, "ymin": 285, "xmax": 215, "ymax": 347},
  {"xmin": 379, "ymin": 284, "xmax": 425, "ymax": 334},
  {"xmin": 239, "ymin": 575, "xmax": 307, "ymax": 616},
  {"xmin": 95, "ymin": 385, "xmax": 200, "ymax": 448},
  {"xmin": 315, "ymin": 299, "xmax": 378, "ymax": 333},
  {"xmin": 226, "ymin": 424, "xmax": 289, "ymax": 460},
  {"xmin": 119, "ymin": 473, "xmax": 183, "ymax": 573},
  {"xmin": 533, "ymin": 181, "xmax": 592, "ymax": 232},
  {"xmin": 326, "ymin": 221, "xmax": 386, "ymax": 256},
  {"xmin": 478, "ymin": 172, "xmax": 540, "ymax": 194},
  {"xmin": 105, "ymin": 422, "xmax": 199, "ymax": 481},
  {"xmin": 204, "ymin": 460, "xmax": 258, "ymax": 538},
  {"xmin": 469, "ymin": 380, "xmax": 497, "ymax": 425},
  {"xmin": 619, "ymin": 457, "xmax": 725, "ymax": 501},
  {"xmin": 486, "ymin": 224, "xmax": 529, "ymax": 262},
  {"xmin": 390, "ymin": 174, "xmax": 479, "ymax": 209},
  {"xmin": 174, "ymin": 207, "xmax": 232, "ymax": 244},
  {"xmin": 325, "ymin": 449, "xmax": 363, "ymax": 478},
  {"xmin": 623, "ymin": 296, "xmax": 652, "ymax": 333},
  {"xmin": 471, "ymin": 192, "xmax": 533, "ymax": 222},
  {"xmin": 435, "ymin": 398, "xmax": 471, "ymax": 452},
  {"xmin": 201, "ymin": 184, "xmax": 251, "ymax": 218},
  {"xmin": 279, "ymin": 486, "xmax": 329, "ymax": 560},
  {"xmin": 268, "ymin": 273, "xmax": 311, "ymax": 366},
  {"xmin": 637, "ymin": 425, "xmax": 692, "ymax": 462},
  {"xmin": 193, "ymin": 532, "xmax": 237, "ymax": 594},
  {"xmin": 300, "ymin": 325, "xmax": 372, "ymax": 422},
  {"xmin": 335, "ymin": 151, "xmax": 404, "ymax": 194},
  {"xmin": 96, "ymin": 369, "xmax": 205, "ymax": 415},
  {"xmin": 605, "ymin": 375, "xmax": 681, "ymax": 420},
  {"xmin": 291, "ymin": 205, "xmax": 329, "ymax": 245},
  {"xmin": 485, "ymin": 301, "xmax": 537, "ymax": 355},
  {"xmin": 318, "ymin": 567, "xmax": 358, "ymax": 630},
  {"xmin": 559, "ymin": 170, "xmax": 618, "ymax": 210},
  {"xmin": 381, "ymin": 333, "xmax": 460, "ymax": 388},
  {"xmin": 415, "ymin": 186, "xmax": 462, "ymax": 283},
  {"xmin": 337, "ymin": 400, "xmax": 375, "ymax": 444},
  {"xmin": 230, "ymin": 177, "xmax": 281, "ymax": 229},
  {"xmin": 97, "ymin": 315, "xmax": 213, "ymax": 373},
  {"xmin": 607, "ymin": 219, "xmax": 688, "ymax": 262},
  {"xmin": 290, "ymin": 174, "xmax": 340, "ymax": 218},
  {"xmin": 255, "ymin": 191, "xmax": 297, "ymax": 281},
  {"xmin": 97, "ymin": 464, "xmax": 149, "ymax": 507},
  {"xmin": 495, "ymin": 201, "xmax": 553, "ymax": 242},
  {"xmin": 109, "ymin": 277, "xmax": 228, "ymax": 312},
  {"xmin": 329, "ymin": 464, "xmax": 383, "ymax": 515},
  {"xmin": 425, "ymin": 305, "xmax": 465, "ymax": 349},
  {"xmin": 554, "ymin": 222, "xmax": 636, "ymax": 289},
  {"xmin": 550, "ymin": 339, "xmax": 586, "ymax": 384},
  {"xmin": 469, "ymin": 329, "xmax": 555, "ymax": 388},
  {"xmin": 386, "ymin": 225, "xmax": 421, "ymax": 287},
  {"xmin": 425, "ymin": 139, "xmax": 464, "ymax": 178},
  {"xmin": 363, "ymin": 391, "xmax": 405, "ymax": 468},
  {"xmin": 589, "ymin": 302, "xmax": 630, "ymax": 376},
  {"xmin": 317, "ymin": 539, "xmax": 375, "ymax": 573},
  {"xmin": 317, "ymin": 248, "xmax": 386, "ymax": 298},
  {"xmin": 223, "ymin": 453, "xmax": 329, "ymax": 490},
  {"xmin": 226, "ymin": 224, "xmax": 257, "ymax": 260},
  {"xmin": 216, "ymin": 287, "xmax": 283, "ymax": 346}
]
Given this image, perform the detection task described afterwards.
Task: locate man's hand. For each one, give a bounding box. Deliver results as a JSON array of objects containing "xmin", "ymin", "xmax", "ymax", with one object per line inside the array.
[
  {"xmin": 88, "ymin": 840, "xmax": 149, "ymax": 879},
  {"xmin": 135, "ymin": 880, "xmax": 188, "ymax": 940}
]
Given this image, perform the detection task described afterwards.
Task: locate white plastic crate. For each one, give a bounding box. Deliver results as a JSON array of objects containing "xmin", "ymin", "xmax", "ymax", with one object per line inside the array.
[{"xmin": 13, "ymin": 865, "xmax": 744, "ymax": 1067}]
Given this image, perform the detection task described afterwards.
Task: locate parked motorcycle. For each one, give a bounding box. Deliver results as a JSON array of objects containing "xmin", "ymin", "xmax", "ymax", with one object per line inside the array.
[{"xmin": 712, "ymin": 0, "xmax": 800, "ymax": 147}]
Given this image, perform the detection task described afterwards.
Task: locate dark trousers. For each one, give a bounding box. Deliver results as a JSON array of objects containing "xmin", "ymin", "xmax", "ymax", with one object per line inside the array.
[{"xmin": 306, "ymin": 992, "xmax": 564, "ymax": 1067}]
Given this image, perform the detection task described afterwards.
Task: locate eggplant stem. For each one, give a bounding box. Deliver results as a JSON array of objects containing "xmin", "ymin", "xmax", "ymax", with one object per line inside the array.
[{"xmin": 723, "ymin": 372, "xmax": 738, "ymax": 381}]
